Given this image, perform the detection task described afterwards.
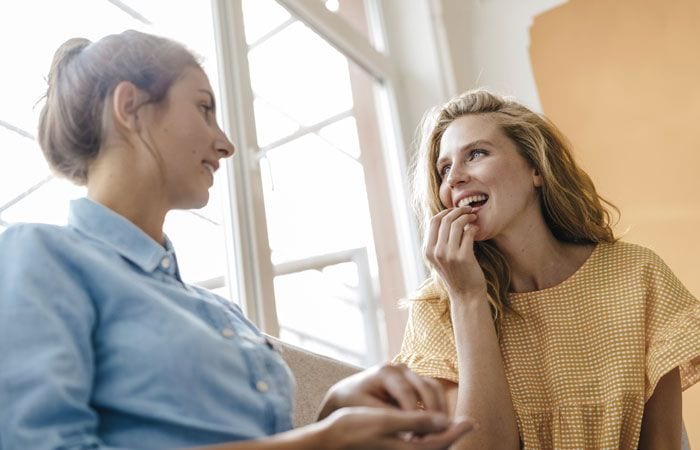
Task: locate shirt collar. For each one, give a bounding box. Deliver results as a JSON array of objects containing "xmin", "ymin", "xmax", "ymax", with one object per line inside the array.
[{"xmin": 68, "ymin": 197, "xmax": 174, "ymax": 274}]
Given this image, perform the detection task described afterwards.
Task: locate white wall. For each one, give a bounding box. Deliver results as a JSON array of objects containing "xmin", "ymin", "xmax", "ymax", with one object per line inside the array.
[{"xmin": 438, "ymin": 0, "xmax": 567, "ymax": 112}]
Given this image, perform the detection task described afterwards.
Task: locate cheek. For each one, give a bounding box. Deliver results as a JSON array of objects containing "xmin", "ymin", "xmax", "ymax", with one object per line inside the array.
[{"xmin": 438, "ymin": 183, "xmax": 452, "ymax": 208}]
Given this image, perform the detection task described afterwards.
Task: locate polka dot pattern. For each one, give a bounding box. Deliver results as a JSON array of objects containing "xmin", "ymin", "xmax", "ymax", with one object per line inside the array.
[{"xmin": 394, "ymin": 241, "xmax": 700, "ymax": 449}]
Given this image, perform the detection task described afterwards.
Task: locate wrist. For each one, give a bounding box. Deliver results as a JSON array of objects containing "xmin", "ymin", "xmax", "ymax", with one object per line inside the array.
[
  {"xmin": 317, "ymin": 389, "xmax": 341, "ymax": 421},
  {"xmin": 313, "ymin": 412, "xmax": 344, "ymax": 450},
  {"xmin": 447, "ymin": 288, "xmax": 488, "ymax": 306}
]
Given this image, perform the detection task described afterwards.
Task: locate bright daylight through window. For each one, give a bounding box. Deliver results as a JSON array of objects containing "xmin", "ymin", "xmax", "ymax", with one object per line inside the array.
[{"xmin": 1, "ymin": 0, "xmax": 413, "ymax": 368}]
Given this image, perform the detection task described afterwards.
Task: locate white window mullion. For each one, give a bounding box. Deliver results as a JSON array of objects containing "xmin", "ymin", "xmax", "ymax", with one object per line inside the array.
[{"xmin": 211, "ymin": 0, "xmax": 280, "ymax": 335}]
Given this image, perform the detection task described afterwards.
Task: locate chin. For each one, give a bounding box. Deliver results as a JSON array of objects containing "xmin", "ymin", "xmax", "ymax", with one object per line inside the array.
[{"xmin": 175, "ymin": 192, "xmax": 210, "ymax": 210}]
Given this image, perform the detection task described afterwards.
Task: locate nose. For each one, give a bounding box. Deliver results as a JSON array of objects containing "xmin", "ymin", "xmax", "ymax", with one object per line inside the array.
[
  {"xmin": 446, "ymin": 163, "xmax": 469, "ymax": 187},
  {"xmin": 215, "ymin": 126, "xmax": 236, "ymax": 159}
]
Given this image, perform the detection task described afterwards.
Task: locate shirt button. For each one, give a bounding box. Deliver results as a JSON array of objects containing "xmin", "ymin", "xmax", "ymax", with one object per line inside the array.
[
  {"xmin": 161, "ymin": 257, "xmax": 171, "ymax": 269},
  {"xmin": 221, "ymin": 328, "xmax": 235, "ymax": 338},
  {"xmin": 256, "ymin": 380, "xmax": 269, "ymax": 393}
]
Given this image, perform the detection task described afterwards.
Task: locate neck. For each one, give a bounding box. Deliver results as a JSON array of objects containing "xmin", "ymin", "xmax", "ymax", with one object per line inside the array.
[
  {"xmin": 87, "ymin": 145, "xmax": 169, "ymax": 245},
  {"xmin": 491, "ymin": 219, "xmax": 593, "ymax": 293}
]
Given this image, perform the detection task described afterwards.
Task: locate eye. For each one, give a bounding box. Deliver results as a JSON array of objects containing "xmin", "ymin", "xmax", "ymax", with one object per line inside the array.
[
  {"xmin": 199, "ymin": 103, "xmax": 214, "ymax": 120},
  {"xmin": 467, "ymin": 149, "xmax": 488, "ymax": 161},
  {"xmin": 438, "ymin": 164, "xmax": 451, "ymax": 179}
]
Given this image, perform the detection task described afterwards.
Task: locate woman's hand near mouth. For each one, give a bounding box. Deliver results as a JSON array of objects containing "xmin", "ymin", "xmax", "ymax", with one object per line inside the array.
[{"xmin": 425, "ymin": 206, "xmax": 487, "ymax": 300}]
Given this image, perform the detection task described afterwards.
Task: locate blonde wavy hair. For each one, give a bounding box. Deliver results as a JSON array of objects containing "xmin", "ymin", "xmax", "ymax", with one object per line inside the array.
[{"xmin": 412, "ymin": 89, "xmax": 618, "ymax": 327}]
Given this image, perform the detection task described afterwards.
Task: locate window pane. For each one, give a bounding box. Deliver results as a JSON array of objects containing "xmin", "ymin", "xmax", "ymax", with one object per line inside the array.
[
  {"xmin": 242, "ymin": 0, "xmax": 292, "ymax": 45},
  {"xmin": 261, "ymin": 133, "xmax": 373, "ymax": 264},
  {"xmin": 0, "ymin": 128, "xmax": 50, "ymax": 207},
  {"xmin": 254, "ymin": 97, "xmax": 300, "ymax": 148},
  {"xmin": 1, "ymin": 177, "xmax": 84, "ymax": 226},
  {"xmin": 274, "ymin": 262, "xmax": 367, "ymax": 366},
  {"xmin": 318, "ymin": 116, "xmax": 361, "ymax": 159},
  {"xmin": 0, "ymin": 0, "xmax": 146, "ymax": 135},
  {"xmin": 248, "ymin": 21, "xmax": 353, "ymax": 126}
]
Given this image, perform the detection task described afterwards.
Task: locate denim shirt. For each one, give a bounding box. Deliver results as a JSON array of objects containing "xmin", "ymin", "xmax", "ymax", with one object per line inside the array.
[{"xmin": 0, "ymin": 198, "xmax": 295, "ymax": 449}]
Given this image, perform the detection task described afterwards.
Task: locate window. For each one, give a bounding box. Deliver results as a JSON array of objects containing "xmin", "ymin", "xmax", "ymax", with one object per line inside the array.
[{"xmin": 213, "ymin": 0, "xmax": 422, "ymax": 366}]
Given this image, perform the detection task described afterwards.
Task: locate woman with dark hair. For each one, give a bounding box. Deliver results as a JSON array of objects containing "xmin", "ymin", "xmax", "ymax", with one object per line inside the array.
[
  {"xmin": 394, "ymin": 89, "xmax": 700, "ymax": 449},
  {"xmin": 0, "ymin": 30, "xmax": 472, "ymax": 450}
]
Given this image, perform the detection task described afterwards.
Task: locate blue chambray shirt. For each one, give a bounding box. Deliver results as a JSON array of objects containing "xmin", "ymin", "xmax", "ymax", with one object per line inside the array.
[{"xmin": 0, "ymin": 198, "xmax": 295, "ymax": 449}]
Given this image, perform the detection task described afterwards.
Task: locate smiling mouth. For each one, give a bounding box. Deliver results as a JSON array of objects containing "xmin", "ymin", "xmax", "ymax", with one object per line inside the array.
[
  {"xmin": 202, "ymin": 162, "xmax": 215, "ymax": 177},
  {"xmin": 457, "ymin": 194, "xmax": 488, "ymax": 209}
]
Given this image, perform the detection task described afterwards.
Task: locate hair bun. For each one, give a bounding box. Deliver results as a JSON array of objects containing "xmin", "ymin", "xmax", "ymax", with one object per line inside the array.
[{"xmin": 46, "ymin": 37, "xmax": 91, "ymax": 88}]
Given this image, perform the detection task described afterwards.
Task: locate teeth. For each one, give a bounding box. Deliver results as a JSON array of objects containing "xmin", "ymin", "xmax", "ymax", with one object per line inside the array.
[
  {"xmin": 458, "ymin": 194, "xmax": 488, "ymax": 208},
  {"xmin": 203, "ymin": 162, "xmax": 215, "ymax": 176}
]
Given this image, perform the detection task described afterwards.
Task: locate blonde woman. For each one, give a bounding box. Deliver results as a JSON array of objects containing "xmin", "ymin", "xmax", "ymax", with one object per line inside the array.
[
  {"xmin": 0, "ymin": 30, "xmax": 473, "ymax": 450},
  {"xmin": 394, "ymin": 89, "xmax": 700, "ymax": 449}
]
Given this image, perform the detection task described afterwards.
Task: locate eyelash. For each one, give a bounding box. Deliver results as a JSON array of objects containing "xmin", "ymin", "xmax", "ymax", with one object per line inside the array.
[
  {"xmin": 438, "ymin": 149, "xmax": 487, "ymax": 179},
  {"xmin": 200, "ymin": 103, "xmax": 214, "ymax": 117}
]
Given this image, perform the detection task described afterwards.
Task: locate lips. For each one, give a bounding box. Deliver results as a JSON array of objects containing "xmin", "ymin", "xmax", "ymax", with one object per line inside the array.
[
  {"xmin": 202, "ymin": 162, "xmax": 214, "ymax": 175},
  {"xmin": 456, "ymin": 193, "xmax": 488, "ymax": 212},
  {"xmin": 202, "ymin": 161, "xmax": 218, "ymax": 177}
]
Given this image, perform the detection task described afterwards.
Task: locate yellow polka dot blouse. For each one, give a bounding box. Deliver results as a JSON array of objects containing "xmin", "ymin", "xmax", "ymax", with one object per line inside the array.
[{"xmin": 394, "ymin": 241, "xmax": 700, "ymax": 449}]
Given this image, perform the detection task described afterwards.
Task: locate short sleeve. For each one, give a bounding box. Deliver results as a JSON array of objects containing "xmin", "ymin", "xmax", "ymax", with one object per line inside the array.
[
  {"xmin": 393, "ymin": 280, "xmax": 459, "ymax": 383},
  {"xmin": 643, "ymin": 251, "xmax": 700, "ymax": 400}
]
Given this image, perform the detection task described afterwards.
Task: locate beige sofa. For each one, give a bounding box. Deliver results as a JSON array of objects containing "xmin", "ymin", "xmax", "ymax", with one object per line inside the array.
[
  {"xmin": 270, "ymin": 337, "xmax": 362, "ymax": 427},
  {"xmin": 273, "ymin": 338, "xmax": 690, "ymax": 448}
]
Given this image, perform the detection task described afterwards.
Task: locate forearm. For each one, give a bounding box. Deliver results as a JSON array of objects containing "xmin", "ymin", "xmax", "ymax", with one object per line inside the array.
[
  {"xmin": 190, "ymin": 423, "xmax": 324, "ymax": 450},
  {"xmin": 638, "ymin": 368, "xmax": 682, "ymax": 450},
  {"xmin": 450, "ymin": 296, "xmax": 519, "ymax": 449}
]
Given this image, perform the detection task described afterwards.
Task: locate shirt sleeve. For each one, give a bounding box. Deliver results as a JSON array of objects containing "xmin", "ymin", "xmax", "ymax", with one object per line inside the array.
[
  {"xmin": 643, "ymin": 249, "xmax": 700, "ymax": 401},
  {"xmin": 0, "ymin": 226, "xmax": 123, "ymax": 450},
  {"xmin": 393, "ymin": 284, "xmax": 459, "ymax": 383}
]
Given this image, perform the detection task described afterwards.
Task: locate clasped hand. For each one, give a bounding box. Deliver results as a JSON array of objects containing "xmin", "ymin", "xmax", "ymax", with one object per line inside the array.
[{"xmin": 317, "ymin": 363, "xmax": 473, "ymax": 449}]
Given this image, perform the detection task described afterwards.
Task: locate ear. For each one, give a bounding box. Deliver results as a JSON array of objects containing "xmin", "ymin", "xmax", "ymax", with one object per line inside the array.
[
  {"xmin": 532, "ymin": 168, "xmax": 543, "ymax": 188},
  {"xmin": 111, "ymin": 81, "xmax": 149, "ymax": 133}
]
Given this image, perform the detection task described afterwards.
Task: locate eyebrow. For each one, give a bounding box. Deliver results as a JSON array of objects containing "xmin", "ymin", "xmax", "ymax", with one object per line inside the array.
[
  {"xmin": 436, "ymin": 139, "xmax": 494, "ymax": 166},
  {"xmin": 198, "ymin": 89, "xmax": 216, "ymax": 111}
]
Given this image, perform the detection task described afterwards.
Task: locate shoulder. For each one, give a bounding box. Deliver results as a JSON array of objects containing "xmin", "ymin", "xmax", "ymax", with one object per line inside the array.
[
  {"xmin": 0, "ymin": 223, "xmax": 77, "ymax": 259},
  {"xmin": 408, "ymin": 277, "xmax": 448, "ymax": 302},
  {"xmin": 0, "ymin": 223, "xmax": 97, "ymax": 318},
  {"xmin": 0, "ymin": 223, "xmax": 93, "ymax": 289},
  {"xmin": 595, "ymin": 240, "xmax": 666, "ymax": 270},
  {"xmin": 404, "ymin": 278, "xmax": 453, "ymax": 327},
  {"xmin": 598, "ymin": 241, "xmax": 692, "ymax": 299}
]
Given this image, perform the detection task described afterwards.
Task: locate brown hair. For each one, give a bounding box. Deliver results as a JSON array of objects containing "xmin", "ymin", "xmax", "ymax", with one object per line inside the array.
[
  {"xmin": 413, "ymin": 89, "xmax": 617, "ymax": 326},
  {"xmin": 38, "ymin": 30, "xmax": 200, "ymax": 184}
]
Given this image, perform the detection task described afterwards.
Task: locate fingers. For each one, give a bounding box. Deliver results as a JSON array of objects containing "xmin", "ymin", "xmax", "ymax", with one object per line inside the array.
[
  {"xmin": 402, "ymin": 370, "xmax": 447, "ymax": 414},
  {"xmin": 459, "ymin": 221, "xmax": 479, "ymax": 253},
  {"xmin": 375, "ymin": 365, "xmax": 446, "ymax": 415},
  {"xmin": 326, "ymin": 407, "xmax": 474, "ymax": 450},
  {"xmin": 425, "ymin": 207, "xmax": 477, "ymax": 264},
  {"xmin": 379, "ymin": 365, "xmax": 420, "ymax": 411},
  {"xmin": 374, "ymin": 409, "xmax": 451, "ymax": 435},
  {"xmin": 407, "ymin": 417, "xmax": 475, "ymax": 450},
  {"xmin": 425, "ymin": 209, "xmax": 451, "ymax": 263}
]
